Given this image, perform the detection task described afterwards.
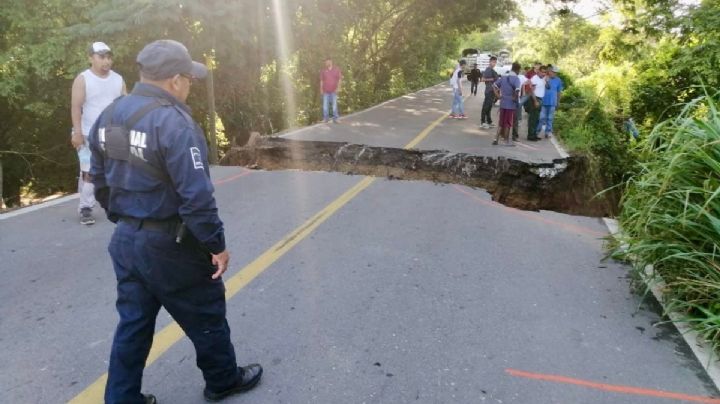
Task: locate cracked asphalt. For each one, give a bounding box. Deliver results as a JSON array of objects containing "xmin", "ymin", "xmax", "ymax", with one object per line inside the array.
[{"xmin": 1, "ymin": 83, "xmax": 718, "ymax": 403}]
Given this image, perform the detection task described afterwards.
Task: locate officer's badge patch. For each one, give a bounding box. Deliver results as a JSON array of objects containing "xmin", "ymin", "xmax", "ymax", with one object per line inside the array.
[{"xmin": 190, "ymin": 147, "xmax": 204, "ymax": 169}]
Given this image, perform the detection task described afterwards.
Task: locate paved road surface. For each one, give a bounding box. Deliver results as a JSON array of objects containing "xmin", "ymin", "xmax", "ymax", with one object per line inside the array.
[
  {"xmin": 284, "ymin": 83, "xmax": 565, "ymax": 164},
  {"xmin": 1, "ymin": 84, "xmax": 718, "ymax": 404}
]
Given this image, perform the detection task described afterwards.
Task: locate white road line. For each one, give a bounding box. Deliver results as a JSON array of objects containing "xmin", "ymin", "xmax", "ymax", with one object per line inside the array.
[
  {"xmin": 0, "ymin": 165, "xmax": 238, "ymax": 220},
  {"xmin": 550, "ymin": 135, "xmax": 570, "ymax": 158},
  {"xmin": 0, "ymin": 194, "xmax": 79, "ymax": 221}
]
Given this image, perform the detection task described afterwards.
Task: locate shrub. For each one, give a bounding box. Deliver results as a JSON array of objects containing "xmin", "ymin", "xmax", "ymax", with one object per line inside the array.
[
  {"xmin": 555, "ymin": 84, "xmax": 637, "ymax": 197},
  {"xmin": 615, "ymin": 92, "xmax": 720, "ymax": 351}
]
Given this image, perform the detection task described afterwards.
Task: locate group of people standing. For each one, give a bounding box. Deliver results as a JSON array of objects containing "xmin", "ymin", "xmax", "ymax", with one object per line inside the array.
[{"xmin": 450, "ymin": 57, "xmax": 564, "ymax": 147}]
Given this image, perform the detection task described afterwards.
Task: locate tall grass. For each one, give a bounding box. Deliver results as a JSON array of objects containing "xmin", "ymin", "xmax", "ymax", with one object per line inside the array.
[{"xmin": 615, "ymin": 92, "xmax": 720, "ymax": 351}]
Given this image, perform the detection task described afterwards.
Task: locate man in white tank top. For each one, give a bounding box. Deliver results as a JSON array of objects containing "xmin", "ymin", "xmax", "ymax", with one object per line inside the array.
[{"xmin": 71, "ymin": 41, "xmax": 126, "ymax": 225}]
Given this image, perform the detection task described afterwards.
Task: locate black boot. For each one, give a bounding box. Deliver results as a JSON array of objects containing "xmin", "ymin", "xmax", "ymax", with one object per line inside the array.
[{"xmin": 203, "ymin": 364, "xmax": 263, "ymax": 402}]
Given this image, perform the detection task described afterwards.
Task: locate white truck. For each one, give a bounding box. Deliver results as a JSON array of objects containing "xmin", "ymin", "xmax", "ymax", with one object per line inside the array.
[{"xmin": 461, "ymin": 48, "xmax": 494, "ymax": 73}]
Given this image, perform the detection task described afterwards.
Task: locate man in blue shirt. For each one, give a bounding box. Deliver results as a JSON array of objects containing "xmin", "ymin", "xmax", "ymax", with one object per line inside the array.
[
  {"xmin": 492, "ymin": 62, "xmax": 522, "ymax": 146},
  {"xmin": 537, "ymin": 65, "xmax": 564, "ymax": 138},
  {"xmin": 89, "ymin": 40, "xmax": 262, "ymax": 403}
]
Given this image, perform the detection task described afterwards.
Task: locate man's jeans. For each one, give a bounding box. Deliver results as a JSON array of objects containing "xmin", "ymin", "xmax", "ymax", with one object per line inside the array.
[
  {"xmin": 481, "ymin": 92, "xmax": 495, "ymax": 124},
  {"xmin": 322, "ymin": 92, "xmax": 339, "ymax": 121},
  {"xmin": 451, "ymin": 88, "xmax": 464, "ymax": 115},
  {"xmin": 537, "ymin": 105, "xmax": 557, "ymax": 135},
  {"xmin": 77, "ymin": 140, "xmax": 96, "ymax": 212}
]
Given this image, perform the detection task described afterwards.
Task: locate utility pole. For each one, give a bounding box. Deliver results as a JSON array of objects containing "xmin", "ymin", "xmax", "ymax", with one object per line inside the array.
[{"xmin": 206, "ymin": 53, "xmax": 218, "ymax": 165}]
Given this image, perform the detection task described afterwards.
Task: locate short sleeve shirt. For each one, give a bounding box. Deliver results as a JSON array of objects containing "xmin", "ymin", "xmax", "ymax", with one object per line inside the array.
[
  {"xmin": 494, "ymin": 74, "xmax": 521, "ymax": 110},
  {"xmin": 320, "ymin": 66, "xmax": 342, "ymax": 93},
  {"xmin": 450, "ymin": 68, "xmax": 463, "ymax": 89},
  {"xmin": 542, "ymin": 77, "xmax": 564, "ymax": 106},
  {"xmin": 517, "ymin": 75, "xmax": 529, "ymax": 95},
  {"xmin": 483, "ymin": 67, "xmax": 499, "ymax": 93},
  {"xmin": 531, "ymin": 75, "xmax": 546, "ymax": 98}
]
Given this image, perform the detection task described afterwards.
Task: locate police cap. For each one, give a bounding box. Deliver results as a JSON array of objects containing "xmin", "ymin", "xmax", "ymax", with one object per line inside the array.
[{"xmin": 137, "ymin": 39, "xmax": 208, "ymax": 80}]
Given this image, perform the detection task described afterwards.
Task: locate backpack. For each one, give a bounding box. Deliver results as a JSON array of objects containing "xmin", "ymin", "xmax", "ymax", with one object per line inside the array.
[
  {"xmin": 493, "ymin": 76, "xmax": 518, "ymax": 101},
  {"xmin": 509, "ymin": 76, "xmax": 519, "ymax": 101},
  {"xmin": 523, "ymin": 76, "xmax": 533, "ymax": 94}
]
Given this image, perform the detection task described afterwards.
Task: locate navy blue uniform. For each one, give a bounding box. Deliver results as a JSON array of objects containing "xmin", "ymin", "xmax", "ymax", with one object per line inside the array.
[{"xmin": 89, "ymin": 83, "xmax": 239, "ymax": 403}]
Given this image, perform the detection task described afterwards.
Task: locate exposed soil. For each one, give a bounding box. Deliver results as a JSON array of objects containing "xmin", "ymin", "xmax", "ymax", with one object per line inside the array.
[{"xmin": 221, "ymin": 137, "xmax": 618, "ymax": 217}]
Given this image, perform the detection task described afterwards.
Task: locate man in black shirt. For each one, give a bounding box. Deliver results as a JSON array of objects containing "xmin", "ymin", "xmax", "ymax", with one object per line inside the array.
[
  {"xmin": 480, "ymin": 56, "xmax": 500, "ymax": 129},
  {"xmin": 468, "ymin": 64, "xmax": 481, "ymax": 96}
]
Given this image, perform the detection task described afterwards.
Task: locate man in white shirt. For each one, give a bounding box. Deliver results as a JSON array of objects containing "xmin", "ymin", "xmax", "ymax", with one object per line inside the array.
[
  {"xmin": 70, "ymin": 41, "xmax": 126, "ymax": 225},
  {"xmin": 526, "ymin": 65, "xmax": 547, "ymax": 141},
  {"xmin": 449, "ymin": 60, "xmax": 467, "ymax": 119},
  {"xmin": 512, "ymin": 73, "xmax": 530, "ymax": 140}
]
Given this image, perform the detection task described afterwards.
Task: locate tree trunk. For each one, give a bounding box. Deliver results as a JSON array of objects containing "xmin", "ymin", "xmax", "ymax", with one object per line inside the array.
[
  {"xmin": 206, "ymin": 54, "xmax": 218, "ymax": 165},
  {"xmin": 0, "ymin": 157, "xmax": 5, "ymax": 209}
]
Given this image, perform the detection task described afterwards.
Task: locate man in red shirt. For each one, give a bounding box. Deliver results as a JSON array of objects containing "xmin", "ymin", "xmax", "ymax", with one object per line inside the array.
[
  {"xmin": 320, "ymin": 58, "xmax": 342, "ymax": 123},
  {"xmin": 525, "ymin": 62, "xmax": 541, "ymax": 79}
]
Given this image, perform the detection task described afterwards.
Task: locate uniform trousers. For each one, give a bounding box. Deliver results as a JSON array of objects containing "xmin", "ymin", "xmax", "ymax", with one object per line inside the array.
[{"xmin": 105, "ymin": 220, "xmax": 238, "ymax": 403}]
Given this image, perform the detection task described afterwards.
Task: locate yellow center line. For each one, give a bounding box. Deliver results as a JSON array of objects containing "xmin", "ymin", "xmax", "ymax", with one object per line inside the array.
[
  {"xmin": 70, "ymin": 110, "xmax": 444, "ymax": 403},
  {"xmin": 403, "ymin": 112, "xmax": 449, "ymax": 150}
]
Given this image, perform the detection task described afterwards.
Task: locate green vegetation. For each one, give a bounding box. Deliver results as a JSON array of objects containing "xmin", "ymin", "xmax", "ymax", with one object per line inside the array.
[
  {"xmin": 614, "ymin": 93, "xmax": 720, "ymax": 350},
  {"xmin": 506, "ymin": 11, "xmax": 642, "ymax": 214},
  {"xmin": 613, "ymin": 0, "xmax": 720, "ymax": 350},
  {"xmin": 458, "ymin": 30, "xmax": 506, "ymax": 53},
  {"xmin": 495, "ymin": 0, "xmax": 720, "ymax": 348},
  {"xmin": 0, "ymin": 0, "xmax": 515, "ymax": 206},
  {"xmin": 553, "ymin": 85, "xmax": 635, "ymax": 213},
  {"xmin": 527, "ymin": 0, "xmax": 720, "ymax": 350}
]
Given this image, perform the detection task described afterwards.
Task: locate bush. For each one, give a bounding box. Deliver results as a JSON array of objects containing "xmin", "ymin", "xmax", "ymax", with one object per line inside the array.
[
  {"xmin": 555, "ymin": 84, "xmax": 637, "ymax": 194},
  {"xmin": 615, "ymin": 92, "xmax": 720, "ymax": 351}
]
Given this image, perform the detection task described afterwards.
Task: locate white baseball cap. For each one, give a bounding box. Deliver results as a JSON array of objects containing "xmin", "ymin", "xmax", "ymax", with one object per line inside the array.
[{"xmin": 88, "ymin": 42, "xmax": 112, "ymax": 55}]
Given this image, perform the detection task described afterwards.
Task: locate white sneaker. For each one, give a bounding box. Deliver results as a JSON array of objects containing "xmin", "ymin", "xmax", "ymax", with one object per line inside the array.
[
  {"xmin": 480, "ymin": 123, "xmax": 489, "ymax": 129},
  {"xmin": 80, "ymin": 208, "xmax": 95, "ymax": 225}
]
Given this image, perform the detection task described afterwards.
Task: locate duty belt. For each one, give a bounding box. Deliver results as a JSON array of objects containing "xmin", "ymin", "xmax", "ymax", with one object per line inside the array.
[{"xmin": 119, "ymin": 216, "xmax": 181, "ymax": 235}]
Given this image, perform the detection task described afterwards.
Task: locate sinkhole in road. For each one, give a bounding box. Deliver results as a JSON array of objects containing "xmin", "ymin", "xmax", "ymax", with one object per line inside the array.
[{"xmin": 221, "ymin": 137, "xmax": 619, "ymax": 218}]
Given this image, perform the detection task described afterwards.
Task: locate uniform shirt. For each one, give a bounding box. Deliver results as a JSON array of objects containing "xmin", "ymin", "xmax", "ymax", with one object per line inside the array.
[
  {"xmin": 320, "ymin": 66, "xmax": 342, "ymax": 93},
  {"xmin": 482, "ymin": 67, "xmax": 499, "ymax": 94},
  {"xmin": 542, "ymin": 76, "xmax": 564, "ymax": 106},
  {"xmin": 88, "ymin": 83, "xmax": 225, "ymax": 254},
  {"xmin": 493, "ymin": 73, "xmax": 521, "ymax": 110}
]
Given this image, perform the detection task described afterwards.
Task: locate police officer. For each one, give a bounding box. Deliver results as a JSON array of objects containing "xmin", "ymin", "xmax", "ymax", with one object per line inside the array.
[{"xmin": 88, "ymin": 39, "xmax": 262, "ymax": 403}]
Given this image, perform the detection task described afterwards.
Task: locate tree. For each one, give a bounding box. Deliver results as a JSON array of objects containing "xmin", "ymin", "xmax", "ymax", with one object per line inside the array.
[
  {"xmin": 0, "ymin": 0, "xmax": 100, "ymax": 205},
  {"xmin": 627, "ymin": 0, "xmax": 718, "ymax": 127},
  {"xmin": 459, "ymin": 30, "xmax": 507, "ymax": 54},
  {"xmin": 1, "ymin": 0, "xmax": 516, "ymax": 206}
]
